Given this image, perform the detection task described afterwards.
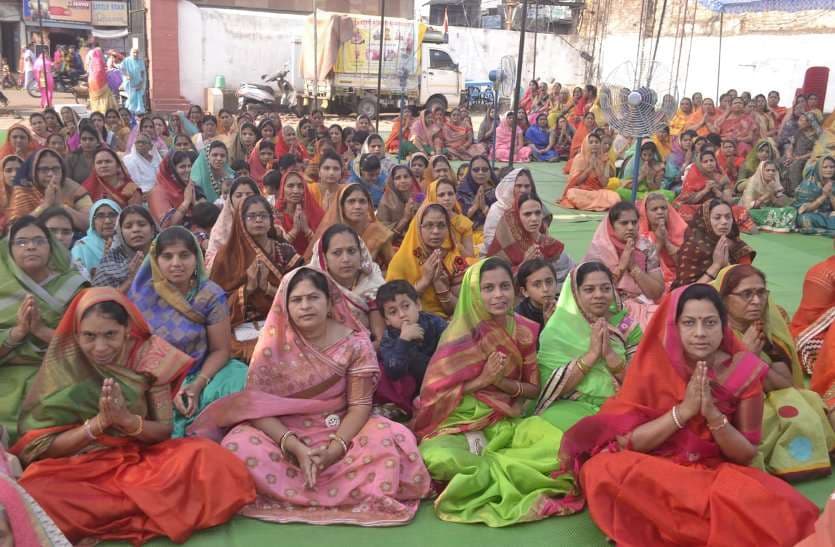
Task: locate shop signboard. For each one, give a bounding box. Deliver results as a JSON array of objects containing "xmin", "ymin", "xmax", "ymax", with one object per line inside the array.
[
  {"xmin": 92, "ymin": 1, "xmax": 127, "ymax": 27},
  {"xmin": 22, "ymin": 0, "xmax": 92, "ymax": 24}
]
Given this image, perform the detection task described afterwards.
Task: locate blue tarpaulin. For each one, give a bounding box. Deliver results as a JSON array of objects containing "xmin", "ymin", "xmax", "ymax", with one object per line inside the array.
[{"xmin": 699, "ymin": 0, "xmax": 835, "ymax": 11}]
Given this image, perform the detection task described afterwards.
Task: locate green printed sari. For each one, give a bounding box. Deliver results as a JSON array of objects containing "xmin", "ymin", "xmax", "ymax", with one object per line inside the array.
[
  {"xmin": 533, "ymin": 264, "xmax": 642, "ymax": 431},
  {"xmin": 0, "ymin": 233, "xmax": 86, "ymax": 442}
]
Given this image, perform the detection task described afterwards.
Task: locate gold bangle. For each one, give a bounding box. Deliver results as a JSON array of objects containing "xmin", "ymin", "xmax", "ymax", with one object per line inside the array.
[
  {"xmin": 279, "ymin": 430, "xmax": 298, "ymax": 455},
  {"xmin": 328, "ymin": 433, "xmax": 349, "ymax": 456},
  {"xmin": 126, "ymin": 415, "xmax": 144, "ymax": 436},
  {"xmin": 707, "ymin": 415, "xmax": 729, "ymax": 432},
  {"xmin": 94, "ymin": 415, "xmax": 105, "ymax": 436},
  {"xmin": 609, "ymin": 358, "xmax": 627, "ymax": 375},
  {"xmin": 196, "ymin": 374, "xmax": 211, "ymax": 385},
  {"xmin": 512, "ymin": 381, "xmax": 523, "ymax": 398},
  {"xmin": 576, "ymin": 357, "xmax": 589, "ymax": 374}
]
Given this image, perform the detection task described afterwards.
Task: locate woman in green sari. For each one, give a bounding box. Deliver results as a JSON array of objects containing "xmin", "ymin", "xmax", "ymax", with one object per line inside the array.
[
  {"xmin": 191, "ymin": 140, "xmax": 234, "ymax": 204},
  {"xmin": 711, "ymin": 264, "xmax": 835, "ymax": 480},
  {"xmin": 0, "ymin": 215, "xmax": 86, "ymax": 441},
  {"xmin": 533, "ymin": 261, "xmax": 642, "ymax": 430},
  {"xmin": 413, "ymin": 257, "xmax": 579, "ymax": 527}
]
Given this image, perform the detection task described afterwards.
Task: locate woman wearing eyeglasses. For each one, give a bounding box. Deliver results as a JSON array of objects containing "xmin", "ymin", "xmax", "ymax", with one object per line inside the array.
[
  {"xmin": 71, "ymin": 199, "xmax": 121, "ymax": 279},
  {"xmin": 711, "ymin": 264, "xmax": 835, "ymax": 480},
  {"xmin": 7, "ymin": 148, "xmax": 91, "ymax": 231},
  {"xmin": 210, "ymin": 195, "xmax": 302, "ymax": 361},
  {"xmin": 0, "ymin": 215, "xmax": 87, "ymax": 442}
]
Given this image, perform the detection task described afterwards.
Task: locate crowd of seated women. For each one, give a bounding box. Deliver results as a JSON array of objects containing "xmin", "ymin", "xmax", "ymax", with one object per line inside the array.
[{"xmin": 0, "ymin": 93, "xmax": 832, "ymax": 546}]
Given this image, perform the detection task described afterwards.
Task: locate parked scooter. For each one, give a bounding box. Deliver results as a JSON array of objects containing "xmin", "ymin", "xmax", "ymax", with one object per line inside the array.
[{"xmin": 237, "ymin": 65, "xmax": 301, "ymax": 115}]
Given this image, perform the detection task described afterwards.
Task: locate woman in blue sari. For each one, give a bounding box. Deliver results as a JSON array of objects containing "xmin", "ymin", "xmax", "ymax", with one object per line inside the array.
[
  {"xmin": 794, "ymin": 154, "xmax": 835, "ymax": 237},
  {"xmin": 128, "ymin": 227, "xmax": 247, "ymax": 437},
  {"xmin": 525, "ymin": 113, "xmax": 558, "ymax": 162},
  {"xmin": 70, "ymin": 198, "xmax": 121, "ymax": 279},
  {"xmin": 120, "ymin": 48, "xmax": 146, "ymax": 116}
]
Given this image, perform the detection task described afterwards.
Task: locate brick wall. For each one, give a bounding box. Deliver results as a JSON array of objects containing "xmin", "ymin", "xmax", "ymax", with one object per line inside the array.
[{"xmin": 147, "ymin": 0, "xmax": 190, "ymax": 112}]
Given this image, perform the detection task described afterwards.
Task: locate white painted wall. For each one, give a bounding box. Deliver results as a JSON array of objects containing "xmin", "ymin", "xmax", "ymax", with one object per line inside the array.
[
  {"xmin": 178, "ymin": 1, "xmax": 305, "ymax": 106},
  {"xmin": 595, "ymin": 33, "xmax": 835, "ymax": 112},
  {"xmin": 177, "ymin": 0, "xmax": 832, "ymax": 112}
]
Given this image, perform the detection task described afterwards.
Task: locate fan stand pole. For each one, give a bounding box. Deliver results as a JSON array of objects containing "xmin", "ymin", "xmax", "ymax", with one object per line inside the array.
[
  {"xmin": 631, "ymin": 135, "xmax": 642, "ymax": 203},
  {"xmin": 491, "ymin": 87, "xmax": 500, "ymax": 169},
  {"xmin": 508, "ymin": 0, "xmax": 530, "ymax": 169},
  {"xmin": 375, "ymin": 0, "xmax": 386, "ymax": 132},
  {"xmin": 397, "ymin": 87, "xmax": 405, "ymax": 162}
]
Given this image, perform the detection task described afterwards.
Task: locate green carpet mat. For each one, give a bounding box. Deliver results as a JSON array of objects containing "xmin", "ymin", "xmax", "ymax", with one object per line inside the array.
[{"xmin": 106, "ymin": 161, "xmax": 832, "ymax": 545}]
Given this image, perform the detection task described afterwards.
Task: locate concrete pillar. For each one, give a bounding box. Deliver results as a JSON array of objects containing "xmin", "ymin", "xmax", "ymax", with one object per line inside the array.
[{"xmin": 146, "ymin": 0, "xmax": 190, "ymax": 112}]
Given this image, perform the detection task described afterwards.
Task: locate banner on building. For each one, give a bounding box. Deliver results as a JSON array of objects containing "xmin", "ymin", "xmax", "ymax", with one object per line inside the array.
[
  {"xmin": 92, "ymin": 1, "xmax": 127, "ymax": 26},
  {"xmin": 22, "ymin": 0, "xmax": 92, "ymax": 24}
]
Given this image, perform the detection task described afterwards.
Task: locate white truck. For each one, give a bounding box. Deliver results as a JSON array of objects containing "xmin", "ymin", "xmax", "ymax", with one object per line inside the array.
[{"xmin": 301, "ymin": 11, "xmax": 464, "ymax": 117}]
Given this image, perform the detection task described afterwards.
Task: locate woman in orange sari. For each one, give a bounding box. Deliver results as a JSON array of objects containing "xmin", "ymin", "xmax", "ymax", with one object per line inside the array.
[
  {"xmin": 560, "ymin": 131, "xmax": 620, "ymax": 211},
  {"xmin": 308, "ymin": 183, "xmax": 394, "ymax": 265},
  {"xmin": 563, "ymin": 112, "xmax": 596, "ymax": 174},
  {"xmin": 684, "ymin": 97, "xmax": 721, "ymax": 137},
  {"xmin": 553, "ymin": 283, "xmax": 819, "ymax": 546},
  {"xmin": 210, "ymin": 195, "xmax": 302, "ymax": 361},
  {"xmin": 797, "ymin": 252, "xmax": 835, "ymax": 428},
  {"xmin": 0, "ymin": 124, "xmax": 39, "ymax": 161},
  {"xmin": 11, "ymin": 287, "xmax": 255, "ymax": 544},
  {"xmin": 7, "ymin": 148, "xmax": 91, "ymax": 231},
  {"xmin": 82, "ymin": 147, "xmax": 142, "ymax": 208},
  {"xmin": 442, "ymin": 107, "xmax": 485, "ymax": 160}
]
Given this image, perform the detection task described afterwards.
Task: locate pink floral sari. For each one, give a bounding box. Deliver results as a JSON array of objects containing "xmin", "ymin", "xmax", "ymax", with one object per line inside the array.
[{"xmin": 190, "ymin": 267, "xmax": 429, "ymax": 526}]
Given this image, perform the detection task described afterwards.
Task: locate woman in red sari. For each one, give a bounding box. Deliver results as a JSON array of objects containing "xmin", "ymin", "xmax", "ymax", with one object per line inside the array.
[
  {"xmin": 274, "ymin": 169, "xmax": 324, "ymax": 255},
  {"xmin": 11, "ymin": 287, "xmax": 255, "ymax": 544},
  {"xmin": 82, "ymin": 146, "xmax": 142, "ymax": 208},
  {"xmin": 552, "ymin": 284, "xmax": 819, "ymax": 546},
  {"xmin": 674, "ymin": 148, "xmax": 755, "ymax": 232},
  {"xmin": 719, "ymin": 97, "xmax": 757, "ymax": 156},
  {"xmin": 274, "ymin": 125, "xmax": 309, "ymax": 162}
]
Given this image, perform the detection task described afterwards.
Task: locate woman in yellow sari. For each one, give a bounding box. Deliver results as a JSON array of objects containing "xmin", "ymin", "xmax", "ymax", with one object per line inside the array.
[
  {"xmin": 306, "ymin": 183, "xmax": 394, "ymax": 266},
  {"xmin": 711, "ymin": 264, "xmax": 835, "ymax": 480},
  {"xmin": 385, "ymin": 203, "xmax": 475, "ymax": 318},
  {"xmin": 427, "ymin": 178, "xmax": 475, "ymax": 257}
]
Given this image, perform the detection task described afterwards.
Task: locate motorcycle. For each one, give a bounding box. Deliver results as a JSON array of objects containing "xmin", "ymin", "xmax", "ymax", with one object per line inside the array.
[{"xmin": 237, "ymin": 65, "xmax": 301, "ymax": 115}]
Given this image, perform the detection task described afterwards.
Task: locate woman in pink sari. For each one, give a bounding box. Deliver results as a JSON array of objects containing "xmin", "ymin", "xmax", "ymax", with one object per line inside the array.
[
  {"xmin": 584, "ymin": 201, "xmax": 664, "ymax": 328},
  {"xmin": 32, "ymin": 54, "xmax": 54, "ymax": 109},
  {"xmin": 410, "ymin": 108, "xmax": 441, "ymax": 155},
  {"xmin": 190, "ymin": 267, "xmax": 430, "ymax": 526},
  {"xmin": 88, "ymin": 48, "xmax": 117, "ymax": 114},
  {"xmin": 0, "ymin": 443, "xmax": 70, "ymax": 545},
  {"xmin": 492, "ymin": 112, "xmax": 531, "ymax": 163}
]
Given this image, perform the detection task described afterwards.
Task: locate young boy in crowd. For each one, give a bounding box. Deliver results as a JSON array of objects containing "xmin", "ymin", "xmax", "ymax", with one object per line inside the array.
[
  {"xmin": 515, "ymin": 258, "xmax": 558, "ymax": 340},
  {"xmin": 375, "ymin": 280, "xmax": 447, "ymax": 419},
  {"xmin": 230, "ymin": 159, "xmax": 249, "ymax": 178},
  {"xmin": 263, "ymin": 169, "xmax": 281, "ymax": 206},
  {"xmin": 190, "ymin": 202, "xmax": 220, "ymax": 252},
  {"xmin": 353, "ymin": 154, "xmax": 385, "ymax": 207}
]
